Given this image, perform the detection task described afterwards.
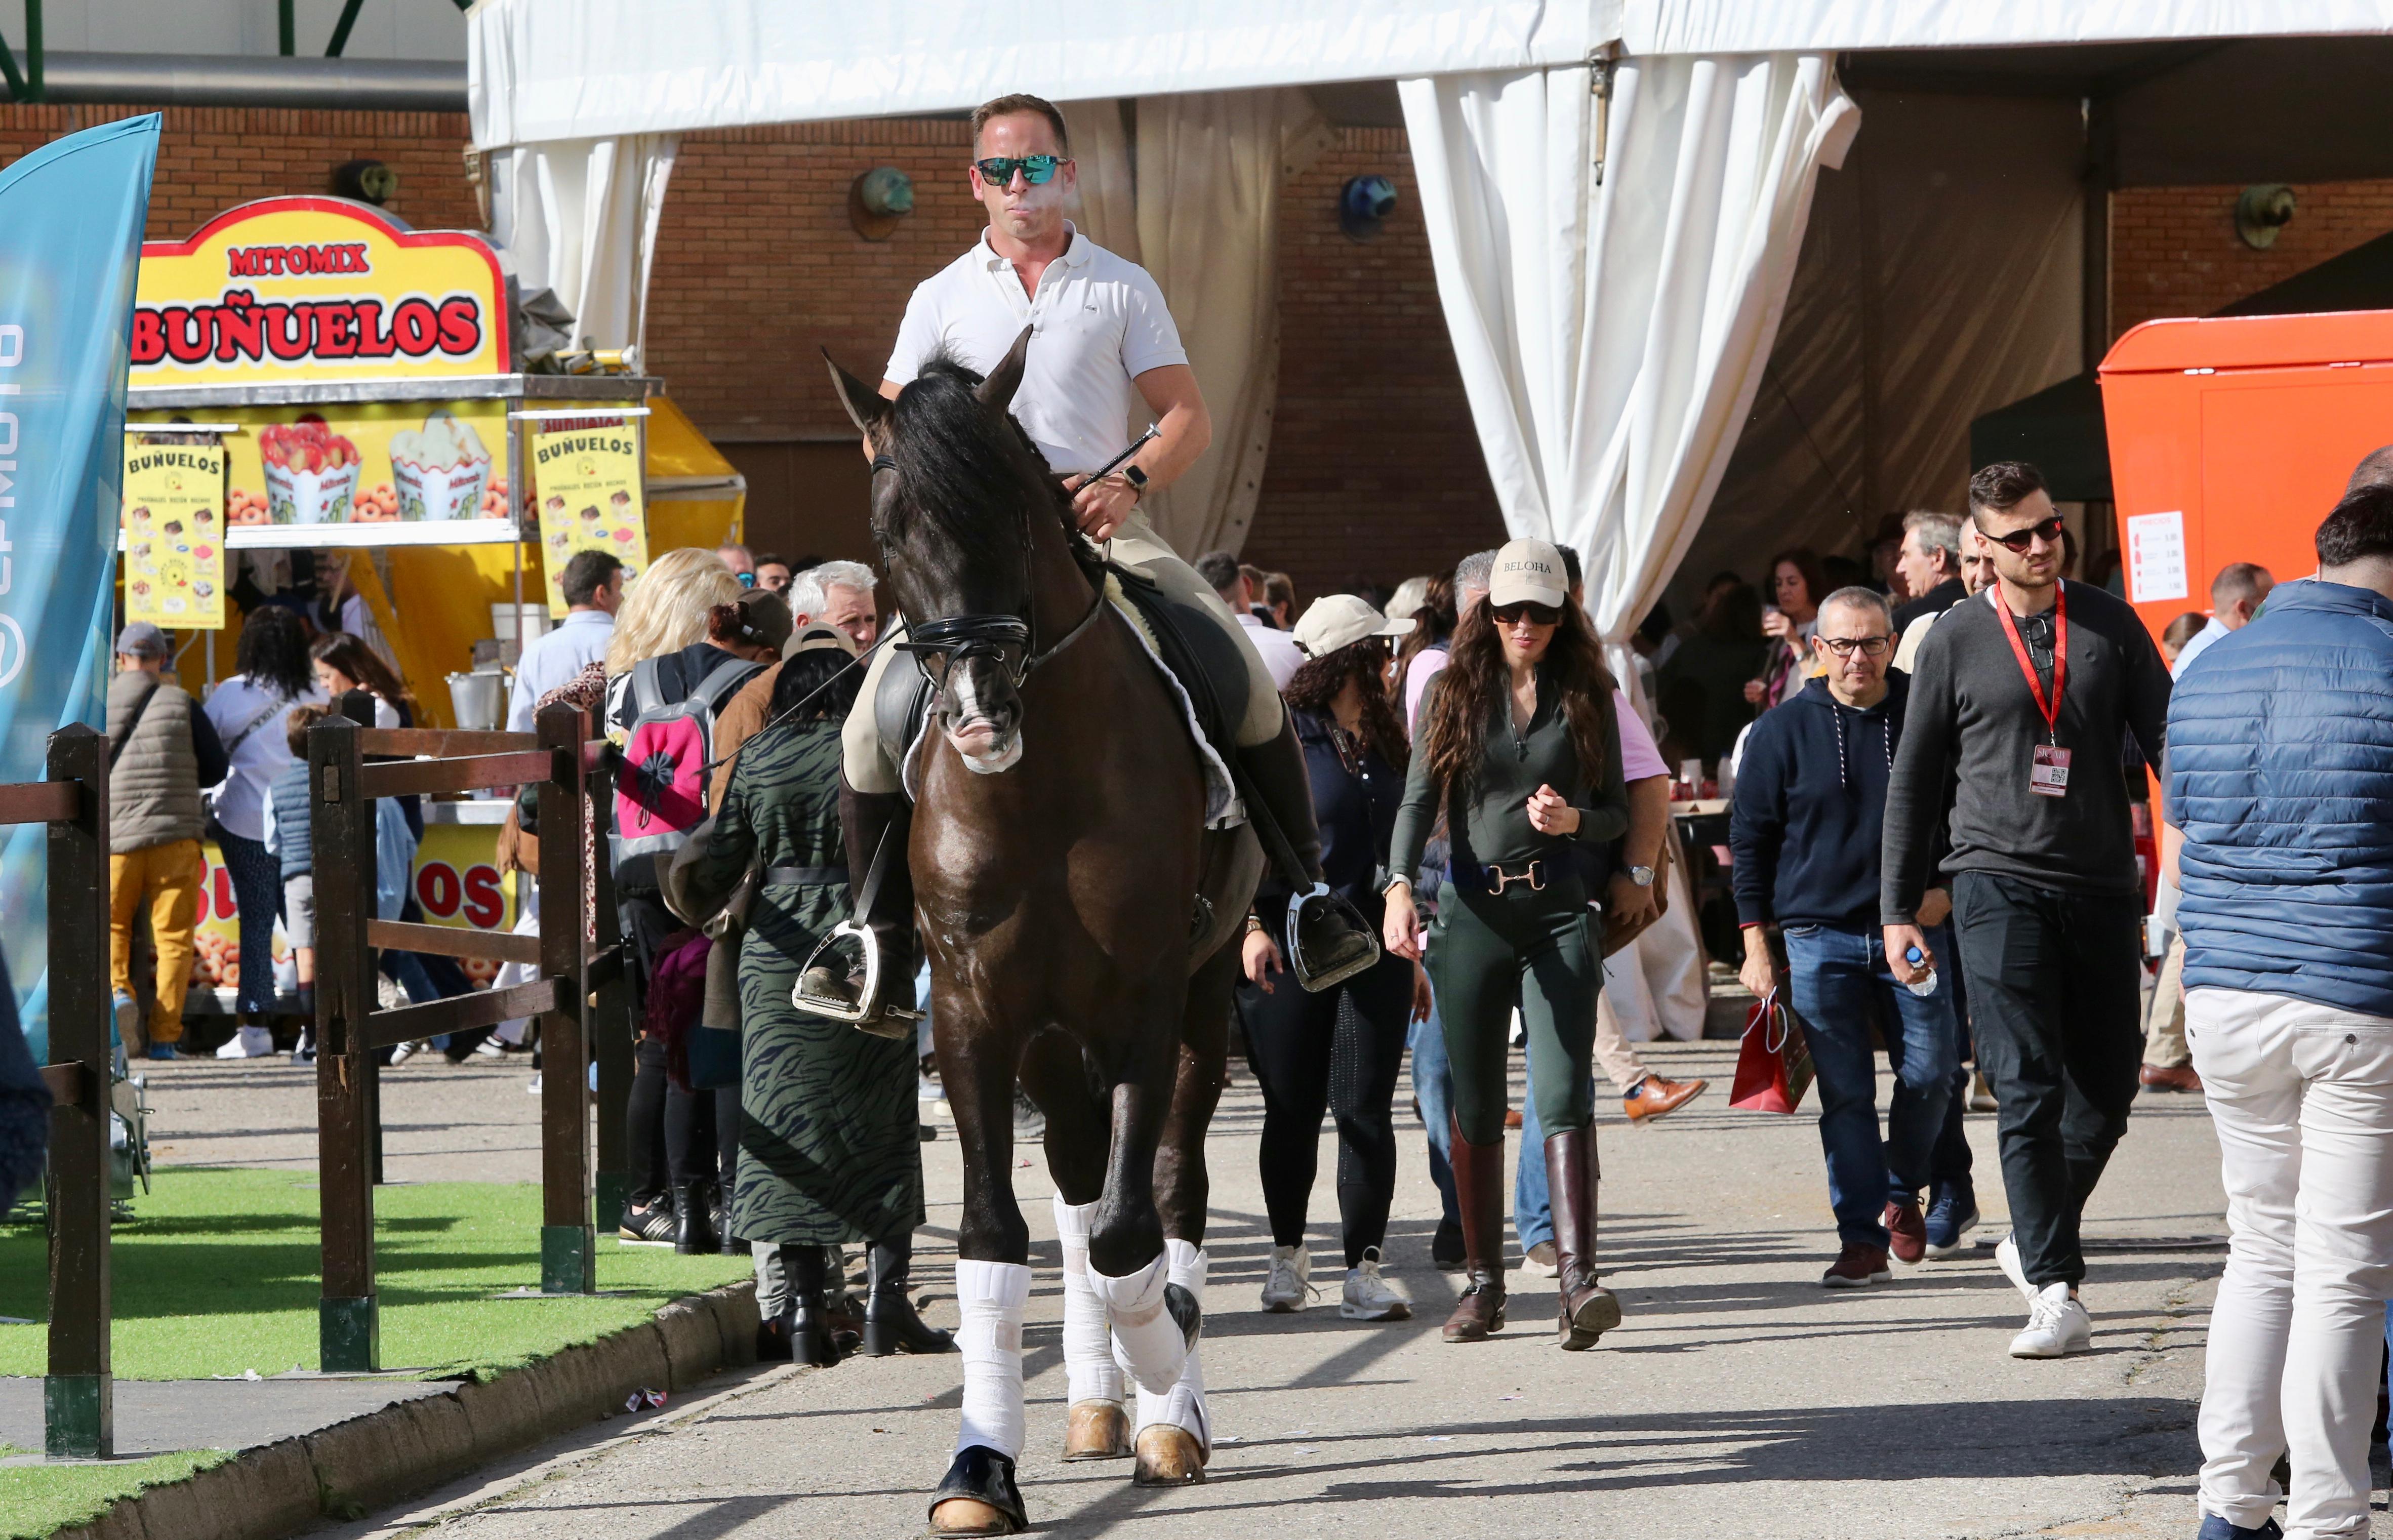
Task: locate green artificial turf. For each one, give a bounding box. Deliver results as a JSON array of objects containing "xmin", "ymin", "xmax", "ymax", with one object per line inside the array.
[
  {"xmin": 0, "ymin": 1446, "xmax": 233, "ymax": 1540},
  {"xmin": 0, "ymin": 1167, "xmax": 751, "ymax": 1382}
]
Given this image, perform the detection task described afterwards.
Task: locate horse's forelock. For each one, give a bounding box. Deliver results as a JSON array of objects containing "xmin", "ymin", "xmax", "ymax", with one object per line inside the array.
[{"xmin": 885, "ymin": 353, "xmax": 1081, "ymax": 580}]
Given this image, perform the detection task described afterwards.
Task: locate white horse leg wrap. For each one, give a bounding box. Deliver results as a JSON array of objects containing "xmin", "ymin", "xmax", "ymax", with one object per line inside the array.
[
  {"xmin": 1136, "ymin": 1239, "xmax": 1209, "ymax": 1445},
  {"xmin": 1088, "ymin": 1249, "xmax": 1188, "ymax": 1397},
  {"xmin": 1052, "ymin": 1195, "xmax": 1124, "ymax": 1407},
  {"xmin": 952, "ymin": 1259, "xmax": 1032, "ymax": 1458}
]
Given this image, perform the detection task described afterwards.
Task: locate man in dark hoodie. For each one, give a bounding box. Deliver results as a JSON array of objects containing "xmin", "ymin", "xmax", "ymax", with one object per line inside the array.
[{"xmin": 1731, "ymin": 586, "xmax": 1961, "ymax": 1288}]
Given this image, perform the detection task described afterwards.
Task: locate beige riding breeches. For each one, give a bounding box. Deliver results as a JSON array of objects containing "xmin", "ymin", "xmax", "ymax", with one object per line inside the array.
[{"xmin": 840, "ymin": 510, "xmax": 1285, "ymax": 794}]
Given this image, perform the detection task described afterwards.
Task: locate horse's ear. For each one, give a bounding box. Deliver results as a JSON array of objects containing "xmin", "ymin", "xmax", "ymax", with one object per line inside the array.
[
  {"xmin": 975, "ymin": 326, "xmax": 1033, "ymax": 415},
  {"xmin": 823, "ymin": 351, "xmax": 891, "ymax": 436}
]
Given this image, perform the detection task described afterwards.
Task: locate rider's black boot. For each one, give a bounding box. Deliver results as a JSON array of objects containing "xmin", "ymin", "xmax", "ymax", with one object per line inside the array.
[
  {"xmin": 1237, "ymin": 713, "xmax": 1378, "ymax": 993},
  {"xmin": 795, "ymin": 780, "xmax": 918, "ymax": 1037},
  {"xmin": 862, "ymin": 1230, "xmax": 956, "ymax": 1356}
]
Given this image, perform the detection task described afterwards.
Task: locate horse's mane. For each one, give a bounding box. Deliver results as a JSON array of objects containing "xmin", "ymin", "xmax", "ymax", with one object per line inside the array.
[{"xmin": 884, "ymin": 352, "xmax": 1098, "ymax": 581}]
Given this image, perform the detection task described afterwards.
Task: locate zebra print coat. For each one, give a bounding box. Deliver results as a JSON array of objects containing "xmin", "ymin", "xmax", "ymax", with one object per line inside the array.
[{"xmin": 676, "ymin": 714, "xmax": 923, "ymax": 1247}]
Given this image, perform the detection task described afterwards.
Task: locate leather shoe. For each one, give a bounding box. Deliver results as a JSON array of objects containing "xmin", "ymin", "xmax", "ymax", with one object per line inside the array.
[
  {"xmin": 1622, "ymin": 1074, "xmax": 1708, "ymax": 1123},
  {"xmin": 2139, "ymin": 1062, "xmax": 2203, "ymax": 1093},
  {"xmin": 1884, "ymin": 1199, "xmax": 1926, "ymax": 1265}
]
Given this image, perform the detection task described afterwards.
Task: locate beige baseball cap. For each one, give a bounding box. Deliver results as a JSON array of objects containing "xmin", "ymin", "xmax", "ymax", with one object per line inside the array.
[
  {"xmin": 782, "ymin": 621, "xmax": 857, "ymax": 659},
  {"xmin": 1488, "ymin": 538, "xmax": 1568, "ymax": 608},
  {"xmin": 1291, "ymin": 594, "xmax": 1414, "ymax": 659}
]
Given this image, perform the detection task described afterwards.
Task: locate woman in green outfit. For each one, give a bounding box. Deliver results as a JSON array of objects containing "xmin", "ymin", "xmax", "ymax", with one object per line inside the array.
[
  {"xmin": 1384, "ymin": 538, "xmax": 1630, "ymax": 1352},
  {"xmin": 669, "ymin": 624, "xmax": 950, "ymax": 1366}
]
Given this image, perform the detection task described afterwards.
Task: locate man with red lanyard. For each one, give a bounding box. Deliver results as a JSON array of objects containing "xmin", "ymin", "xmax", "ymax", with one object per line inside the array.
[{"xmin": 1881, "ymin": 460, "xmax": 2171, "ymax": 1359}]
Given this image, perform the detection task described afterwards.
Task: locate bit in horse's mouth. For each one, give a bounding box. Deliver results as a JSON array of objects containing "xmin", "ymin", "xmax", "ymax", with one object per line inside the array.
[{"xmin": 947, "ymin": 720, "xmax": 1024, "ymax": 774}]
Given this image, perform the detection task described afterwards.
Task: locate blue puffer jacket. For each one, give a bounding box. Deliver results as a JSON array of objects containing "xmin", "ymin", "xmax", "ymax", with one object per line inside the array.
[{"xmin": 2168, "ymin": 578, "xmax": 2393, "ymax": 1017}]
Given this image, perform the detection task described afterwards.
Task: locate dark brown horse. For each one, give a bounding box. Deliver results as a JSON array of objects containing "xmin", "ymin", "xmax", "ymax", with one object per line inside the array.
[{"xmin": 830, "ymin": 334, "xmax": 1259, "ymax": 1535}]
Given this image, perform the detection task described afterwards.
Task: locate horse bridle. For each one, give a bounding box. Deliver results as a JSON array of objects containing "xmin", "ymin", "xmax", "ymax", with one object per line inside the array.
[{"xmin": 871, "ymin": 452, "xmax": 1107, "ymax": 689}]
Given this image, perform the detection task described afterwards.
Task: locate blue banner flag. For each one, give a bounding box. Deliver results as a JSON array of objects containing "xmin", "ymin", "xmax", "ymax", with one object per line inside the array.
[{"xmin": 0, "ymin": 114, "xmax": 163, "ymax": 1056}]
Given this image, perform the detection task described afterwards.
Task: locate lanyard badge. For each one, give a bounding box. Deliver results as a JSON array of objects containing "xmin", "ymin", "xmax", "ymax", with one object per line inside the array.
[{"xmin": 1993, "ymin": 584, "xmax": 2071, "ymax": 798}]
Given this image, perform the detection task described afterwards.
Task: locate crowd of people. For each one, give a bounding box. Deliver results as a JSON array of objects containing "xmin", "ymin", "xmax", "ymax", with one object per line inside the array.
[{"xmin": 21, "ymin": 85, "xmax": 2391, "ymax": 1540}]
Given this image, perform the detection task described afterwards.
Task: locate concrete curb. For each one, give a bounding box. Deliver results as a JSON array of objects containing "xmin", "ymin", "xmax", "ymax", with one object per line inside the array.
[{"xmin": 56, "ymin": 1281, "xmax": 760, "ymax": 1540}]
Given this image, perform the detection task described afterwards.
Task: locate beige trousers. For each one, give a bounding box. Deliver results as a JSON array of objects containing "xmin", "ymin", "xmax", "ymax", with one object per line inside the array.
[
  {"xmin": 841, "ymin": 510, "xmax": 1284, "ymax": 794},
  {"xmin": 1593, "ymin": 993, "xmax": 1652, "ymax": 1095},
  {"xmin": 2143, "ymin": 933, "xmax": 2190, "ymax": 1069}
]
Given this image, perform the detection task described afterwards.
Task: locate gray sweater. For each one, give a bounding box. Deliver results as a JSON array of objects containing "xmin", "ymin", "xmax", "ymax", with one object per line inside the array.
[{"xmin": 1881, "ymin": 580, "xmax": 2170, "ymax": 922}]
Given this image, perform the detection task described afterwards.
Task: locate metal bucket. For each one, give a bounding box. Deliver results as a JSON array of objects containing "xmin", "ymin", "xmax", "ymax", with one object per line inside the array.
[{"xmin": 447, "ymin": 670, "xmax": 504, "ymax": 731}]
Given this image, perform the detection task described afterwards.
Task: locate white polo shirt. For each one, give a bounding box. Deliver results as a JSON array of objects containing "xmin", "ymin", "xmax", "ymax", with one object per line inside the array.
[{"xmin": 885, "ymin": 224, "xmax": 1187, "ymax": 476}]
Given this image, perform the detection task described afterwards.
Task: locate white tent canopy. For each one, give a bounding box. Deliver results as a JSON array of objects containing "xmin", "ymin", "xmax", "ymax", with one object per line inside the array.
[{"xmin": 467, "ymin": 1, "xmax": 2393, "ymax": 150}]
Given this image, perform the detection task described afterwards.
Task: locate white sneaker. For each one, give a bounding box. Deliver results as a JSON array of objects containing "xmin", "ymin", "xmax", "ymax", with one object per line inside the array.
[
  {"xmin": 214, "ymin": 1025, "xmax": 275, "ymax": 1059},
  {"xmin": 473, "ymin": 1035, "xmax": 508, "ymax": 1059},
  {"xmin": 1339, "ymin": 1249, "xmax": 1411, "ymax": 1321},
  {"xmin": 1994, "ymin": 1232, "xmax": 2036, "ymax": 1304},
  {"xmin": 2009, "ymin": 1281, "xmax": 2092, "ymax": 1358},
  {"xmin": 388, "ymin": 1039, "xmax": 423, "ymax": 1066},
  {"xmin": 1260, "ymin": 1243, "xmax": 1311, "ymax": 1312}
]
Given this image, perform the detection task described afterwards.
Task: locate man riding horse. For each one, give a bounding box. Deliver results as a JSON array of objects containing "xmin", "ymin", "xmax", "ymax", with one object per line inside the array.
[{"xmin": 807, "ymin": 91, "xmax": 1372, "ymax": 1032}]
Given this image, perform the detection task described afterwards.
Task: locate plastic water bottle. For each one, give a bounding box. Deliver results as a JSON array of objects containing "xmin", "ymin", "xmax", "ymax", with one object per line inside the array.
[{"xmin": 1903, "ymin": 945, "xmax": 1938, "ymax": 998}]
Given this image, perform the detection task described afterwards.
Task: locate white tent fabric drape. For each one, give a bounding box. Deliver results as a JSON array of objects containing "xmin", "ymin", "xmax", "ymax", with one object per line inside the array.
[
  {"xmin": 488, "ymin": 134, "xmax": 680, "ymax": 358},
  {"xmin": 1401, "ymin": 54, "xmax": 1856, "ymax": 1042},
  {"xmin": 1057, "ymin": 91, "xmax": 1321, "ymax": 558},
  {"xmin": 1398, "ymin": 53, "xmax": 1858, "ymax": 645},
  {"xmin": 1133, "ymin": 89, "xmax": 1321, "ymax": 558}
]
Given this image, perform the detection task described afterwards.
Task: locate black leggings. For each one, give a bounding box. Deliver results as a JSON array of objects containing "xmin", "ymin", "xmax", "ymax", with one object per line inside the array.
[
  {"xmin": 1238, "ymin": 948, "xmax": 1414, "ymax": 1268},
  {"xmin": 626, "ymin": 1035, "xmax": 740, "ymax": 1207},
  {"xmin": 619, "ymin": 890, "xmax": 738, "ymax": 1210}
]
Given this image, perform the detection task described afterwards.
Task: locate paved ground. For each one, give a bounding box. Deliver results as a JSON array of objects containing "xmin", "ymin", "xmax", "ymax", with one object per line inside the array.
[
  {"xmin": 238, "ymin": 1038, "xmax": 2265, "ymax": 1540},
  {"xmin": 137, "ymin": 1048, "xmax": 554, "ymax": 1181},
  {"xmin": 0, "ymin": 1375, "xmax": 454, "ymax": 1462}
]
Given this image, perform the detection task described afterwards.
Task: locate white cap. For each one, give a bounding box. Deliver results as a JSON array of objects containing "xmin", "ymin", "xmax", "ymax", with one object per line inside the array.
[
  {"xmin": 1488, "ymin": 538, "xmax": 1568, "ymax": 609},
  {"xmin": 1291, "ymin": 593, "xmax": 1413, "ymax": 659}
]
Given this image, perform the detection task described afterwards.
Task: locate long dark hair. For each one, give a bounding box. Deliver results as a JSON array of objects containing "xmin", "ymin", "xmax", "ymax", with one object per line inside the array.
[
  {"xmin": 1392, "ymin": 572, "xmax": 1457, "ymax": 687},
  {"xmin": 769, "ymin": 647, "xmax": 863, "ymax": 722},
  {"xmin": 1767, "ymin": 547, "xmax": 1828, "ymax": 618},
  {"xmin": 1418, "ymin": 600, "xmax": 1615, "ymax": 796},
  {"xmin": 235, "ymin": 604, "xmax": 313, "ymax": 700},
  {"xmin": 1285, "ymin": 638, "xmax": 1408, "ymax": 773},
  {"xmin": 309, "ymin": 631, "xmax": 416, "ymax": 712}
]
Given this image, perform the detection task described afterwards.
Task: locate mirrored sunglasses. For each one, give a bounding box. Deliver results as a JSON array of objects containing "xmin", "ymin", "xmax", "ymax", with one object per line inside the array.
[
  {"xmin": 1985, "ymin": 514, "xmax": 2066, "ymax": 553},
  {"xmin": 972, "ymin": 154, "xmax": 1063, "ymax": 186}
]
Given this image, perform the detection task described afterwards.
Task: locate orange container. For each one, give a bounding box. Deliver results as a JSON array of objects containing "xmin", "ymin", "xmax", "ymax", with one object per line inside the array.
[{"xmin": 2098, "ymin": 309, "xmax": 2393, "ymax": 642}]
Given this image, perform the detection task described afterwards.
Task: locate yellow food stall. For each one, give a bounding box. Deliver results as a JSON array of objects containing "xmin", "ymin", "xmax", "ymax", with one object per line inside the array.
[{"xmin": 121, "ymin": 194, "xmax": 744, "ymax": 1014}]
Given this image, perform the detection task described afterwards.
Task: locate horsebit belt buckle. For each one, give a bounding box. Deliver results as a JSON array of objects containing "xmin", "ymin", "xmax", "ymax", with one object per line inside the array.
[{"xmin": 1487, "ymin": 859, "xmax": 1546, "ymax": 895}]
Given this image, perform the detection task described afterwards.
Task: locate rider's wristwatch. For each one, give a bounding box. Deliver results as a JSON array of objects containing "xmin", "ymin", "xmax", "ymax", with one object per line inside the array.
[
  {"xmin": 1628, "ymin": 865, "xmax": 1655, "ymax": 887},
  {"xmin": 1123, "ymin": 463, "xmax": 1149, "ymax": 501}
]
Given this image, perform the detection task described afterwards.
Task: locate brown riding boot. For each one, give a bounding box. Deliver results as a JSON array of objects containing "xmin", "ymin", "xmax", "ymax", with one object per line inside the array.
[
  {"xmin": 1546, "ymin": 1124, "xmax": 1623, "ymax": 1350},
  {"xmin": 1441, "ymin": 1115, "xmax": 1508, "ymax": 1343}
]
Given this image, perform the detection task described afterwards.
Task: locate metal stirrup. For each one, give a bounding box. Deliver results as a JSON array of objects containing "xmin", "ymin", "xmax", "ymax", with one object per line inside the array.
[{"xmin": 791, "ymin": 819, "xmax": 921, "ymax": 1030}]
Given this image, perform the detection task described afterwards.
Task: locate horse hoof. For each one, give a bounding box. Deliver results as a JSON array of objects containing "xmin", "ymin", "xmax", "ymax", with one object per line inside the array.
[
  {"xmin": 1063, "ymin": 1400, "xmax": 1132, "ymax": 1461},
  {"xmin": 928, "ymin": 1446, "xmax": 1026, "ymax": 1535},
  {"xmin": 1133, "ymin": 1425, "xmax": 1208, "ymax": 1486},
  {"xmin": 927, "ymin": 1498, "xmax": 1017, "ymax": 1536}
]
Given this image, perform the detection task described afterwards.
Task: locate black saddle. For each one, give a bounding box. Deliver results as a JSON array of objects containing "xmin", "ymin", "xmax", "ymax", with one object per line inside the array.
[{"xmin": 876, "ymin": 562, "xmax": 1250, "ymax": 803}]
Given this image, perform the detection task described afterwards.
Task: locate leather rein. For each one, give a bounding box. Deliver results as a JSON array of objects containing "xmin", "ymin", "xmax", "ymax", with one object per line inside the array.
[{"xmin": 872, "ymin": 453, "xmax": 1107, "ymax": 688}]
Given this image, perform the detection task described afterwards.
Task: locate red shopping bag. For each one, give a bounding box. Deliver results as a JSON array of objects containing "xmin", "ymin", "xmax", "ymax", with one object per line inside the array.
[{"xmin": 1729, "ymin": 988, "xmax": 1815, "ymax": 1113}]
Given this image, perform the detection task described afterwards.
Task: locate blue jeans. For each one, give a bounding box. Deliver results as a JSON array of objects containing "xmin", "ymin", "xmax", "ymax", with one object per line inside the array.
[
  {"xmin": 1408, "ymin": 998, "xmax": 1458, "ymax": 1227},
  {"xmin": 1781, "ymin": 922, "xmax": 1962, "ymax": 1251}
]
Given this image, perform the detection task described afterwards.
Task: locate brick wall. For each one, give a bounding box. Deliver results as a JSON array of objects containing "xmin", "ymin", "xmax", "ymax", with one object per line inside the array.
[
  {"xmin": 2112, "ymin": 179, "xmax": 2393, "ymax": 337},
  {"xmin": 1241, "ymin": 128, "xmax": 1504, "ymax": 604},
  {"xmin": 0, "ymin": 106, "xmax": 1498, "ymax": 599},
  {"xmin": 0, "ymin": 103, "xmax": 479, "ymax": 240}
]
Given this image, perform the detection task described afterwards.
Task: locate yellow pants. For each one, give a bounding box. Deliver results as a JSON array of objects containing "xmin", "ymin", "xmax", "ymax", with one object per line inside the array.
[{"xmin": 110, "ymin": 838, "xmax": 205, "ymax": 1040}]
